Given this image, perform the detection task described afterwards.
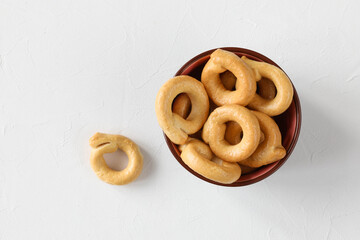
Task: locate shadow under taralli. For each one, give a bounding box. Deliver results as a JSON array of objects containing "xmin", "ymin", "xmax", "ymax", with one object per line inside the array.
[{"xmin": 134, "ymin": 146, "xmax": 155, "ymax": 184}]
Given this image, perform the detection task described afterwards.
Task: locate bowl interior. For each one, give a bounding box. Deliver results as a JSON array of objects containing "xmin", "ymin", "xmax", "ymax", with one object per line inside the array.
[{"xmin": 164, "ymin": 47, "xmax": 301, "ymax": 186}]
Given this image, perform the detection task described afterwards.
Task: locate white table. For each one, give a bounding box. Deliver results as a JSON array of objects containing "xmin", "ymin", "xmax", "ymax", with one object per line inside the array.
[{"xmin": 1, "ymin": 0, "xmax": 360, "ymax": 239}]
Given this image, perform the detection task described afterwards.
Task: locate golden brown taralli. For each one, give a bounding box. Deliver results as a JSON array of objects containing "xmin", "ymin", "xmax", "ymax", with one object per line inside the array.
[
  {"xmin": 181, "ymin": 139, "xmax": 241, "ymax": 184},
  {"xmin": 242, "ymin": 56, "xmax": 293, "ymax": 116},
  {"xmin": 155, "ymin": 76, "xmax": 209, "ymax": 145},
  {"xmin": 201, "ymin": 49, "xmax": 256, "ymax": 106},
  {"xmin": 89, "ymin": 132, "xmax": 143, "ymax": 185},
  {"xmin": 239, "ymin": 111, "xmax": 286, "ymax": 167},
  {"xmin": 202, "ymin": 104, "xmax": 261, "ymax": 162},
  {"xmin": 155, "ymin": 48, "xmax": 291, "ymax": 183}
]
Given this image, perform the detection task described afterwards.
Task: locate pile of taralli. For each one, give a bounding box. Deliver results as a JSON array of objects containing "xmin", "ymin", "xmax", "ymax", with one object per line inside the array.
[{"xmin": 155, "ymin": 49, "xmax": 293, "ymax": 184}]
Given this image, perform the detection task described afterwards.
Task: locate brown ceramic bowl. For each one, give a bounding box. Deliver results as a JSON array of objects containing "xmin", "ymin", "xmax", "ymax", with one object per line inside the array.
[{"xmin": 164, "ymin": 47, "xmax": 301, "ymax": 187}]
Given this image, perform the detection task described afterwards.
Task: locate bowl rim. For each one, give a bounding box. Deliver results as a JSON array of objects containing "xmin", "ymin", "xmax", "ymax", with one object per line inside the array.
[{"xmin": 164, "ymin": 47, "xmax": 302, "ymax": 187}]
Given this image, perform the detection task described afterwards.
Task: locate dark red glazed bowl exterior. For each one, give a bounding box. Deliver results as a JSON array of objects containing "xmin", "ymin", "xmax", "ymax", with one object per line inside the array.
[{"xmin": 164, "ymin": 47, "xmax": 302, "ymax": 187}]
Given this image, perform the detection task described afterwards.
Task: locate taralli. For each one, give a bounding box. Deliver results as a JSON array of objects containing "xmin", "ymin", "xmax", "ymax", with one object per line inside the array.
[
  {"xmin": 241, "ymin": 56, "xmax": 293, "ymax": 116},
  {"xmin": 257, "ymin": 78, "xmax": 276, "ymax": 100},
  {"xmin": 201, "ymin": 49, "xmax": 256, "ymax": 106},
  {"xmin": 89, "ymin": 132, "xmax": 143, "ymax": 185},
  {"xmin": 202, "ymin": 104, "xmax": 261, "ymax": 162},
  {"xmin": 180, "ymin": 139, "xmax": 241, "ymax": 184},
  {"xmin": 155, "ymin": 48, "xmax": 295, "ymax": 184},
  {"xmin": 239, "ymin": 111, "xmax": 286, "ymax": 167},
  {"xmin": 155, "ymin": 75, "xmax": 209, "ymax": 145},
  {"xmin": 172, "ymin": 93, "xmax": 191, "ymax": 119}
]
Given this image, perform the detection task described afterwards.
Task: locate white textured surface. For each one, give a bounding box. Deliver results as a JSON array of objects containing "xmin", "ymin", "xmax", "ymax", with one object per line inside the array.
[{"xmin": 1, "ymin": 0, "xmax": 360, "ymax": 239}]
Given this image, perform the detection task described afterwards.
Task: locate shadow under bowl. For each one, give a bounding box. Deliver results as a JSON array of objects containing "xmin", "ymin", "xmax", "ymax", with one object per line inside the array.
[{"xmin": 164, "ymin": 47, "xmax": 302, "ymax": 187}]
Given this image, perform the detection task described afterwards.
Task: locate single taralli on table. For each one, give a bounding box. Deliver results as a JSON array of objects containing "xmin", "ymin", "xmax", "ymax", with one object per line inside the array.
[
  {"xmin": 89, "ymin": 132, "xmax": 143, "ymax": 185},
  {"xmin": 155, "ymin": 48, "xmax": 293, "ymax": 184}
]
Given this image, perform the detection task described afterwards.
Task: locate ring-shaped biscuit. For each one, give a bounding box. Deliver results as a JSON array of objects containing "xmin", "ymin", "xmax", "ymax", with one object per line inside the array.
[
  {"xmin": 202, "ymin": 104, "xmax": 261, "ymax": 162},
  {"xmin": 242, "ymin": 56, "xmax": 293, "ymax": 116},
  {"xmin": 155, "ymin": 76, "xmax": 209, "ymax": 145},
  {"xmin": 181, "ymin": 139, "xmax": 241, "ymax": 184},
  {"xmin": 201, "ymin": 49, "xmax": 256, "ymax": 106},
  {"xmin": 89, "ymin": 132, "xmax": 143, "ymax": 185},
  {"xmin": 239, "ymin": 111, "xmax": 286, "ymax": 167}
]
